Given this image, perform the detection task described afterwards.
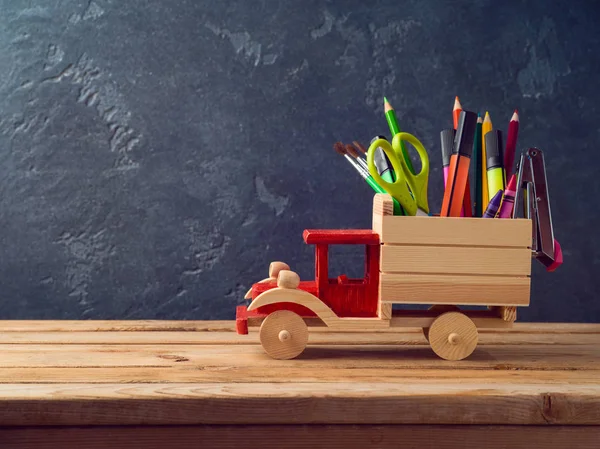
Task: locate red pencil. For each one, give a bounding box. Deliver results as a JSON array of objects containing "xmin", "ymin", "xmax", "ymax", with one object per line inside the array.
[
  {"xmin": 504, "ymin": 110, "xmax": 519, "ymax": 178},
  {"xmin": 453, "ymin": 96, "xmax": 462, "ymax": 130}
]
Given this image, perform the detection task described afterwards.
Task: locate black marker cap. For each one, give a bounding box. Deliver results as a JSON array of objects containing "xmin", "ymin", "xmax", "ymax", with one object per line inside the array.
[
  {"xmin": 485, "ymin": 130, "xmax": 504, "ymax": 170},
  {"xmin": 440, "ymin": 129, "xmax": 455, "ymax": 167},
  {"xmin": 454, "ymin": 110, "xmax": 477, "ymax": 158}
]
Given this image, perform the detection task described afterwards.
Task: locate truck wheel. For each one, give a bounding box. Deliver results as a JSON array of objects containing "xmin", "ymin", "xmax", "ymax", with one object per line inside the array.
[
  {"xmin": 422, "ymin": 305, "xmax": 460, "ymax": 342},
  {"xmin": 259, "ymin": 310, "xmax": 308, "ymax": 360},
  {"xmin": 428, "ymin": 312, "xmax": 478, "ymax": 361}
]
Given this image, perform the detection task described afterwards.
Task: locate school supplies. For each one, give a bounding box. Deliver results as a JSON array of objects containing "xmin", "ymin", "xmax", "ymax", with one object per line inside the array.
[
  {"xmin": 485, "ymin": 130, "xmax": 506, "ymax": 200},
  {"xmin": 483, "ymin": 190, "xmax": 503, "ymax": 218},
  {"xmin": 473, "ymin": 114, "xmax": 483, "ymax": 216},
  {"xmin": 440, "ymin": 129, "xmax": 455, "ymax": 186},
  {"xmin": 370, "ymin": 136, "xmax": 396, "ymax": 183},
  {"xmin": 453, "ymin": 96, "xmax": 462, "ymax": 130},
  {"xmin": 384, "ymin": 97, "xmax": 415, "ymax": 174},
  {"xmin": 481, "ymin": 111, "xmax": 493, "ymax": 207},
  {"xmin": 367, "ymin": 132, "xmax": 429, "ymax": 216},
  {"xmin": 333, "ymin": 142, "xmax": 404, "ymax": 215},
  {"xmin": 440, "ymin": 110, "xmax": 477, "ymax": 217},
  {"xmin": 504, "ymin": 110, "xmax": 519, "ymax": 178},
  {"xmin": 497, "ymin": 174, "xmax": 516, "ymax": 218},
  {"xmin": 512, "ymin": 148, "xmax": 562, "ymax": 271}
]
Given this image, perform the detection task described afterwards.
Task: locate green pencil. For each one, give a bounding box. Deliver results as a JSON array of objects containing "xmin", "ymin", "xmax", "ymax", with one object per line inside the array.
[
  {"xmin": 473, "ymin": 114, "xmax": 483, "ymax": 217},
  {"xmin": 384, "ymin": 97, "xmax": 415, "ymax": 174}
]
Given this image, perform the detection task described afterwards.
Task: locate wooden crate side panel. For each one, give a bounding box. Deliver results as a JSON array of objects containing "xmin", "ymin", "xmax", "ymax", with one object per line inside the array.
[
  {"xmin": 377, "ymin": 215, "xmax": 532, "ymax": 247},
  {"xmin": 380, "ymin": 273, "xmax": 531, "ymax": 306},
  {"xmin": 380, "ymin": 245, "xmax": 532, "ymax": 276}
]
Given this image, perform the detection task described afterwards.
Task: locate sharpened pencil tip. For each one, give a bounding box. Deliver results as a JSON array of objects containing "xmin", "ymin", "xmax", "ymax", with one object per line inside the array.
[
  {"xmin": 511, "ymin": 109, "xmax": 519, "ymax": 122},
  {"xmin": 453, "ymin": 96, "xmax": 462, "ymax": 110},
  {"xmin": 484, "ymin": 111, "xmax": 492, "ymax": 123}
]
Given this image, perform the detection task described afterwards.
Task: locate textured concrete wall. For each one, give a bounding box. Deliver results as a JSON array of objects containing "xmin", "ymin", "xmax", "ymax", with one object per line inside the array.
[{"xmin": 0, "ymin": 0, "xmax": 598, "ymax": 321}]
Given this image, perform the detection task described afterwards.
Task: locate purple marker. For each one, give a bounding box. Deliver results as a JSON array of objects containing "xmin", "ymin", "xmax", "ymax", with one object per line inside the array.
[{"xmin": 483, "ymin": 190, "xmax": 503, "ymax": 218}]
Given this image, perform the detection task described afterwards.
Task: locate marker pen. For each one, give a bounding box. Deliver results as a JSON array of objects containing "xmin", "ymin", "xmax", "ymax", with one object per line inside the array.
[
  {"xmin": 371, "ymin": 135, "xmax": 396, "ymax": 183},
  {"xmin": 440, "ymin": 110, "xmax": 477, "ymax": 217},
  {"xmin": 485, "ymin": 130, "xmax": 506, "ymax": 201},
  {"xmin": 440, "ymin": 129, "xmax": 454, "ymax": 186}
]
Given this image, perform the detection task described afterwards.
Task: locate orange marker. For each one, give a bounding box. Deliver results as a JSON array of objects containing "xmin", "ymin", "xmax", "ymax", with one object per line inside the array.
[
  {"xmin": 453, "ymin": 96, "xmax": 462, "ymax": 130},
  {"xmin": 441, "ymin": 110, "xmax": 477, "ymax": 217}
]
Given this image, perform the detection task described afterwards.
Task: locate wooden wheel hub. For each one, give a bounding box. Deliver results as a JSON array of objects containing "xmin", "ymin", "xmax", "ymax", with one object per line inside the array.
[
  {"xmin": 259, "ymin": 310, "xmax": 308, "ymax": 360},
  {"xmin": 428, "ymin": 312, "xmax": 478, "ymax": 361}
]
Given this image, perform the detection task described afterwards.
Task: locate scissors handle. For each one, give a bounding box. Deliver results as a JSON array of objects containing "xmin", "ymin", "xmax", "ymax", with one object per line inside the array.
[
  {"xmin": 392, "ymin": 133, "xmax": 430, "ymax": 214},
  {"xmin": 367, "ymin": 138, "xmax": 417, "ymax": 216}
]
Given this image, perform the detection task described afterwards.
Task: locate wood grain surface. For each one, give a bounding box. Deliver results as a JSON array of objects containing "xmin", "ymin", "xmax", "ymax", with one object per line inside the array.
[
  {"xmin": 0, "ymin": 320, "xmax": 598, "ymax": 448},
  {"xmin": 0, "ymin": 320, "xmax": 597, "ymax": 426}
]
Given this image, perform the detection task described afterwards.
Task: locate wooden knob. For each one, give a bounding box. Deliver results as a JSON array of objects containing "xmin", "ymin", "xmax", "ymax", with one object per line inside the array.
[
  {"xmin": 269, "ymin": 261, "xmax": 290, "ymax": 278},
  {"xmin": 448, "ymin": 333, "xmax": 460, "ymax": 345},
  {"xmin": 278, "ymin": 330, "xmax": 291, "ymax": 342},
  {"xmin": 277, "ymin": 270, "xmax": 300, "ymax": 289}
]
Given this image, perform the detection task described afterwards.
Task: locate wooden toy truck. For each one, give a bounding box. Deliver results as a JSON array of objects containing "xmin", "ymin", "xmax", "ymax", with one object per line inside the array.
[{"xmin": 236, "ymin": 193, "xmax": 535, "ymax": 361}]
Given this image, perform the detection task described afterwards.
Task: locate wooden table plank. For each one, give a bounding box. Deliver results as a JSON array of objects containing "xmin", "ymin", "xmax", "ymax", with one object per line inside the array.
[
  {"xmin": 1, "ymin": 330, "xmax": 599, "ymax": 345},
  {"xmin": 1, "ymin": 425, "xmax": 600, "ymax": 449},
  {"xmin": 0, "ymin": 381, "xmax": 599, "ymax": 426},
  {"xmin": 0, "ymin": 343, "xmax": 599, "ymax": 370},
  {"xmin": 0, "ymin": 320, "xmax": 598, "ymax": 333},
  {"xmin": 0, "ymin": 321, "xmax": 598, "ymax": 432}
]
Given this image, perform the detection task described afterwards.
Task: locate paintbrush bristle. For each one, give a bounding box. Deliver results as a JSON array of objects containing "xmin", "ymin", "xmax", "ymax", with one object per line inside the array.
[
  {"xmin": 352, "ymin": 141, "xmax": 368, "ymax": 154},
  {"xmin": 345, "ymin": 144, "xmax": 360, "ymax": 158},
  {"xmin": 333, "ymin": 142, "xmax": 346, "ymax": 155}
]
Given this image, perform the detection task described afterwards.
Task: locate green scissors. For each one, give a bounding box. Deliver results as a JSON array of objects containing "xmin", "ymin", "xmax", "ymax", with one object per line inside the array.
[{"xmin": 367, "ymin": 132, "xmax": 430, "ymax": 216}]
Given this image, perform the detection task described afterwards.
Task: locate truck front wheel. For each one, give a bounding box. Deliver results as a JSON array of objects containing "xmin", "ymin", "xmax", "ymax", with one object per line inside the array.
[{"xmin": 259, "ymin": 310, "xmax": 308, "ymax": 360}]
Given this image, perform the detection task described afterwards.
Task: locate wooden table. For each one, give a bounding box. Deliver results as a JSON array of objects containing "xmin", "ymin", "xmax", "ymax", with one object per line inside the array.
[{"xmin": 0, "ymin": 321, "xmax": 598, "ymax": 448}]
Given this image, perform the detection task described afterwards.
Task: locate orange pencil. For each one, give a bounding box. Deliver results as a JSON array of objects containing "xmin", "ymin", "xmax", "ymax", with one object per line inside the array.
[
  {"xmin": 453, "ymin": 96, "xmax": 462, "ymax": 130},
  {"xmin": 452, "ymin": 96, "xmax": 471, "ymax": 216},
  {"xmin": 441, "ymin": 110, "xmax": 477, "ymax": 217}
]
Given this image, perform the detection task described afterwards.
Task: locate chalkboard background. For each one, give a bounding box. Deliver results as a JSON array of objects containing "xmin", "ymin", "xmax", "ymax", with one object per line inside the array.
[{"xmin": 0, "ymin": 0, "xmax": 598, "ymax": 322}]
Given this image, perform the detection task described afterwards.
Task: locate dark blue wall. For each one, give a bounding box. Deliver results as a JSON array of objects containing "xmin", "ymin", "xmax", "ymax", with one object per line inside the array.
[{"xmin": 0, "ymin": 0, "xmax": 598, "ymax": 321}]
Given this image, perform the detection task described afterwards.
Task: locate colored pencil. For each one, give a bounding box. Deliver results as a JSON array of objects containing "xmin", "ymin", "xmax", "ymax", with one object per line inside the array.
[
  {"xmin": 384, "ymin": 97, "xmax": 415, "ymax": 174},
  {"xmin": 453, "ymin": 96, "xmax": 462, "ymax": 130},
  {"xmin": 452, "ymin": 97, "xmax": 470, "ymax": 216},
  {"xmin": 440, "ymin": 110, "xmax": 477, "ymax": 217},
  {"xmin": 481, "ymin": 111, "xmax": 493, "ymax": 208},
  {"xmin": 504, "ymin": 110, "xmax": 520, "ymax": 178},
  {"xmin": 473, "ymin": 114, "xmax": 483, "ymax": 216}
]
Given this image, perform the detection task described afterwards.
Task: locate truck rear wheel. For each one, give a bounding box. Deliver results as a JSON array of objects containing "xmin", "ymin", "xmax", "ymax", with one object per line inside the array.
[
  {"xmin": 422, "ymin": 305, "xmax": 460, "ymax": 342},
  {"xmin": 259, "ymin": 310, "xmax": 308, "ymax": 360},
  {"xmin": 428, "ymin": 311, "xmax": 478, "ymax": 361}
]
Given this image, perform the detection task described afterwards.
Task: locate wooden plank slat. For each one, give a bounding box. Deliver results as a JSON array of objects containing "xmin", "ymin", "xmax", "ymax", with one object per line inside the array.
[
  {"xmin": 0, "ymin": 382, "xmax": 599, "ymax": 426},
  {"xmin": 380, "ymin": 244, "xmax": 531, "ymax": 276},
  {"xmin": 1, "ymin": 366, "xmax": 600, "ymax": 385},
  {"xmin": 2, "ymin": 425, "xmax": 600, "ymax": 449},
  {"xmin": 0, "ymin": 321, "xmax": 597, "ymax": 334},
  {"xmin": 380, "ymin": 272, "xmax": 531, "ymax": 306},
  {"xmin": 374, "ymin": 215, "xmax": 532, "ymax": 247},
  {"xmin": 0, "ymin": 343, "xmax": 599, "ymax": 370},
  {"xmin": 1, "ymin": 329, "xmax": 599, "ymax": 345}
]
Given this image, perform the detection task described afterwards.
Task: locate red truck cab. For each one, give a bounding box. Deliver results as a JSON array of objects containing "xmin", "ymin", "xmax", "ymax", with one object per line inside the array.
[{"xmin": 237, "ymin": 229, "xmax": 381, "ymax": 334}]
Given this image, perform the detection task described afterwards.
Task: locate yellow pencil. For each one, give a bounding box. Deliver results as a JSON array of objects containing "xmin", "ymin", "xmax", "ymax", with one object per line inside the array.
[{"xmin": 482, "ymin": 111, "xmax": 493, "ymax": 208}]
